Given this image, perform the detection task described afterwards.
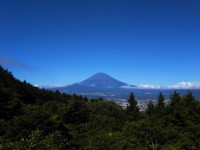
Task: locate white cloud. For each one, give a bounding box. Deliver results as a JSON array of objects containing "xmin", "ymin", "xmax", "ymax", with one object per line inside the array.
[
  {"xmin": 137, "ymin": 82, "xmax": 200, "ymax": 89},
  {"xmin": 120, "ymin": 85, "xmax": 136, "ymax": 89},
  {"xmin": 137, "ymin": 84, "xmax": 161, "ymax": 89},
  {"xmin": 167, "ymin": 82, "xmax": 200, "ymax": 89}
]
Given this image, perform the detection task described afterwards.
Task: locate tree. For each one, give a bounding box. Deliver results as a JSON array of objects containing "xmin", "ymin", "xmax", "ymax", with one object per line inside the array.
[
  {"xmin": 184, "ymin": 91, "xmax": 196, "ymax": 107},
  {"xmin": 127, "ymin": 92, "xmax": 139, "ymax": 113},
  {"xmin": 126, "ymin": 93, "xmax": 139, "ymax": 121},
  {"xmin": 170, "ymin": 91, "xmax": 181, "ymax": 106},
  {"xmin": 146, "ymin": 100, "xmax": 155, "ymax": 116},
  {"xmin": 64, "ymin": 99, "xmax": 89, "ymax": 124},
  {"xmin": 156, "ymin": 92, "xmax": 165, "ymax": 110}
]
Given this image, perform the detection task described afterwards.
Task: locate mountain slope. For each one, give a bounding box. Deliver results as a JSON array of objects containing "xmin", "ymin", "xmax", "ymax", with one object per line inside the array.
[
  {"xmin": 55, "ymin": 73, "xmax": 136, "ymax": 94},
  {"xmin": 79, "ymin": 72, "xmax": 133, "ymax": 88}
]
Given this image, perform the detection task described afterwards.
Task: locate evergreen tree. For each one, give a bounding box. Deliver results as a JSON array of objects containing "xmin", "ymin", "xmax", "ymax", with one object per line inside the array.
[
  {"xmin": 156, "ymin": 92, "xmax": 165, "ymax": 110},
  {"xmin": 127, "ymin": 92, "xmax": 139, "ymax": 113},
  {"xmin": 146, "ymin": 100, "xmax": 155, "ymax": 116},
  {"xmin": 184, "ymin": 91, "xmax": 196, "ymax": 107},
  {"xmin": 170, "ymin": 91, "xmax": 181, "ymax": 106},
  {"xmin": 1, "ymin": 65, "xmax": 200, "ymax": 149},
  {"xmin": 126, "ymin": 93, "xmax": 139, "ymax": 121}
]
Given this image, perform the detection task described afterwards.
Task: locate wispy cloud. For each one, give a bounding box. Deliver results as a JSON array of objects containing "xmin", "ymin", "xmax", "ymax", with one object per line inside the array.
[
  {"xmin": 0, "ymin": 55, "xmax": 29, "ymax": 69},
  {"xmin": 138, "ymin": 82, "xmax": 200, "ymax": 89},
  {"xmin": 166, "ymin": 82, "xmax": 200, "ymax": 89},
  {"xmin": 137, "ymin": 84, "xmax": 161, "ymax": 89}
]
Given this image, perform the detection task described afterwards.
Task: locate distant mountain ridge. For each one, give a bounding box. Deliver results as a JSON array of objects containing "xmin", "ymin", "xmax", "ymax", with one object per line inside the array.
[{"xmin": 54, "ymin": 73, "xmax": 136, "ymax": 94}]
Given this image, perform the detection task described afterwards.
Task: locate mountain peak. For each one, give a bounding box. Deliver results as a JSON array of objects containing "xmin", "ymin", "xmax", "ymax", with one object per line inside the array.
[
  {"xmin": 89, "ymin": 72, "xmax": 113, "ymax": 79},
  {"xmin": 94, "ymin": 72, "xmax": 107, "ymax": 75},
  {"xmin": 54, "ymin": 73, "xmax": 136, "ymax": 94},
  {"xmin": 79, "ymin": 72, "xmax": 134, "ymax": 88}
]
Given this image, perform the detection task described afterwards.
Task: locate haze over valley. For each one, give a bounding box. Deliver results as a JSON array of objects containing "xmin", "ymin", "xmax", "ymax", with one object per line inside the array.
[{"xmin": 50, "ymin": 72, "xmax": 200, "ymax": 109}]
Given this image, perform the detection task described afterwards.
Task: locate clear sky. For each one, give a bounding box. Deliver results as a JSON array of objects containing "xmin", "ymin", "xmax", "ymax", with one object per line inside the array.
[{"xmin": 0, "ymin": 0, "xmax": 200, "ymax": 86}]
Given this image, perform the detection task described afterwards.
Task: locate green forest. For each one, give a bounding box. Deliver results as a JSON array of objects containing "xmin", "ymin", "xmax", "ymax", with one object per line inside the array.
[{"xmin": 0, "ymin": 65, "xmax": 200, "ymax": 149}]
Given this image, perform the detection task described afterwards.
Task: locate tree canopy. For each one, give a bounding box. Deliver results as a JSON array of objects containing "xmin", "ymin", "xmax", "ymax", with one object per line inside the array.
[{"xmin": 0, "ymin": 65, "xmax": 200, "ymax": 149}]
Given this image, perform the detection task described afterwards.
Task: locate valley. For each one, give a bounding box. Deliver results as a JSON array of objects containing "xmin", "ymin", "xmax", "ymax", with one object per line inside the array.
[{"xmin": 52, "ymin": 73, "xmax": 200, "ymax": 109}]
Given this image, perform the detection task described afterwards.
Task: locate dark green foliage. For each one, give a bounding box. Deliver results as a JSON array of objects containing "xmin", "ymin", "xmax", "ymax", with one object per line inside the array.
[
  {"xmin": 170, "ymin": 90, "xmax": 181, "ymax": 106},
  {"xmin": 156, "ymin": 92, "xmax": 165, "ymax": 110},
  {"xmin": 127, "ymin": 92, "xmax": 140, "ymax": 121},
  {"xmin": 146, "ymin": 100, "xmax": 155, "ymax": 116},
  {"xmin": 1, "ymin": 65, "xmax": 200, "ymax": 149},
  {"xmin": 64, "ymin": 99, "xmax": 89, "ymax": 124},
  {"xmin": 127, "ymin": 92, "xmax": 138, "ymax": 112}
]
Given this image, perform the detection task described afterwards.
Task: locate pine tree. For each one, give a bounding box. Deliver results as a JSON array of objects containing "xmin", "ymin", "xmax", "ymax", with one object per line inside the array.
[
  {"xmin": 184, "ymin": 91, "xmax": 196, "ymax": 107},
  {"xmin": 170, "ymin": 91, "xmax": 181, "ymax": 106},
  {"xmin": 127, "ymin": 92, "xmax": 139, "ymax": 113},
  {"xmin": 156, "ymin": 92, "xmax": 165, "ymax": 110},
  {"xmin": 146, "ymin": 100, "xmax": 155, "ymax": 115}
]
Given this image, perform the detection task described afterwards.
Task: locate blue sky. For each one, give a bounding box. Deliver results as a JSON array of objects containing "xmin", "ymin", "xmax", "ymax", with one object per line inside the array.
[{"xmin": 0, "ymin": 0, "xmax": 200, "ymax": 86}]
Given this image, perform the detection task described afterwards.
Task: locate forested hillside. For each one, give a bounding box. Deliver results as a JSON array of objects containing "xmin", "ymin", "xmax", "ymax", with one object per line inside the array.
[{"xmin": 0, "ymin": 66, "xmax": 200, "ymax": 149}]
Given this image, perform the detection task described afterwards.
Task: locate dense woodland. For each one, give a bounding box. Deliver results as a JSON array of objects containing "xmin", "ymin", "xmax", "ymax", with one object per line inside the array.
[{"xmin": 0, "ymin": 65, "xmax": 200, "ymax": 149}]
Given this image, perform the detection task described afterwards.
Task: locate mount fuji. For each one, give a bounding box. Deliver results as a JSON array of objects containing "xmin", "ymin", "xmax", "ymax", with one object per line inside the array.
[
  {"xmin": 51, "ymin": 73, "xmax": 200, "ymax": 100},
  {"xmin": 53, "ymin": 73, "xmax": 136, "ymax": 95}
]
